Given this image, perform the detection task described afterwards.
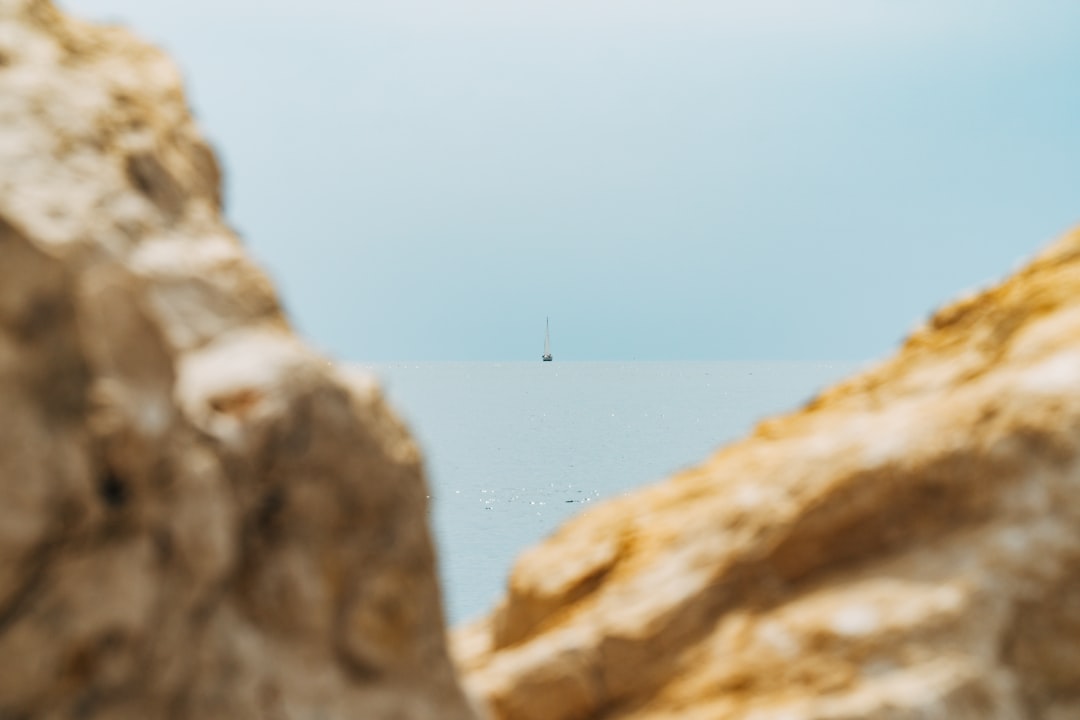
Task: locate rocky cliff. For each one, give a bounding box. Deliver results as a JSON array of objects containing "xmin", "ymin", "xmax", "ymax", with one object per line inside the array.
[
  {"xmin": 0, "ymin": 1, "xmax": 474, "ymax": 718},
  {"xmin": 455, "ymin": 228, "xmax": 1080, "ymax": 720}
]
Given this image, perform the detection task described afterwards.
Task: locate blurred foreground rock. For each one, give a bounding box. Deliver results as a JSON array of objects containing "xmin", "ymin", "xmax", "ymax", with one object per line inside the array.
[
  {"xmin": 0, "ymin": 1, "xmax": 473, "ymax": 718},
  {"xmin": 456, "ymin": 227, "xmax": 1080, "ymax": 719}
]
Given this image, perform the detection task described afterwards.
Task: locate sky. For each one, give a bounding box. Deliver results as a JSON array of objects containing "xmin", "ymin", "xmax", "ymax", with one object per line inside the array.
[{"xmin": 62, "ymin": 0, "xmax": 1080, "ymax": 361}]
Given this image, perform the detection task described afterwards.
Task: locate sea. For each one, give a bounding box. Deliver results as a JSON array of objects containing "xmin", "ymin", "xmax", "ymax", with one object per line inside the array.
[{"xmin": 362, "ymin": 361, "xmax": 862, "ymax": 625}]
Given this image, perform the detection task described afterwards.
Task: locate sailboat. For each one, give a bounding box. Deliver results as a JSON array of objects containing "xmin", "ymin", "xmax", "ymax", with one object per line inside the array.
[{"xmin": 542, "ymin": 317, "xmax": 553, "ymax": 362}]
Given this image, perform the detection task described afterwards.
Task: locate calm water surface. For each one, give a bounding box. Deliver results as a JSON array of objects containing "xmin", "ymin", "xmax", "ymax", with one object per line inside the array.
[{"xmin": 364, "ymin": 361, "xmax": 862, "ymax": 624}]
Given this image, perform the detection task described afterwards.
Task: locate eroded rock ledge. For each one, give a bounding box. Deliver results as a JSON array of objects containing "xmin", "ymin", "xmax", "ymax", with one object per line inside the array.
[
  {"xmin": 455, "ymin": 228, "xmax": 1080, "ymax": 720},
  {"xmin": 0, "ymin": 1, "xmax": 474, "ymax": 718}
]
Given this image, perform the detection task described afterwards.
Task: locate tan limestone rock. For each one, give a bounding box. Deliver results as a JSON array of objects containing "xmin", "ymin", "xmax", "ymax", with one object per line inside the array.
[
  {"xmin": 0, "ymin": 1, "xmax": 474, "ymax": 718},
  {"xmin": 455, "ymin": 225, "xmax": 1080, "ymax": 719}
]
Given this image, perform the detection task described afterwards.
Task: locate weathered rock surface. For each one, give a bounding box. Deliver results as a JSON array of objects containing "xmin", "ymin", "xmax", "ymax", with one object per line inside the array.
[
  {"xmin": 455, "ymin": 226, "xmax": 1080, "ymax": 719},
  {"xmin": 0, "ymin": 1, "xmax": 474, "ymax": 718}
]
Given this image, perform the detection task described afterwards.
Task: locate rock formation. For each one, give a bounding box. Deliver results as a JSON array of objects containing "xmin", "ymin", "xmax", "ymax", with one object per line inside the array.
[
  {"xmin": 0, "ymin": 1, "xmax": 474, "ymax": 718},
  {"xmin": 455, "ymin": 226, "xmax": 1080, "ymax": 719}
]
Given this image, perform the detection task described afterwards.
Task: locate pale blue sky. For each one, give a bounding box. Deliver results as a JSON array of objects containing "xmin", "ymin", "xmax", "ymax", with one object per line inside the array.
[{"xmin": 63, "ymin": 0, "xmax": 1080, "ymax": 360}]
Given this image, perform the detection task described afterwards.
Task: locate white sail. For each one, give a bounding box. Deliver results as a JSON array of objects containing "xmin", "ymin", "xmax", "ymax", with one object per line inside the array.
[{"xmin": 544, "ymin": 317, "xmax": 551, "ymax": 356}]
